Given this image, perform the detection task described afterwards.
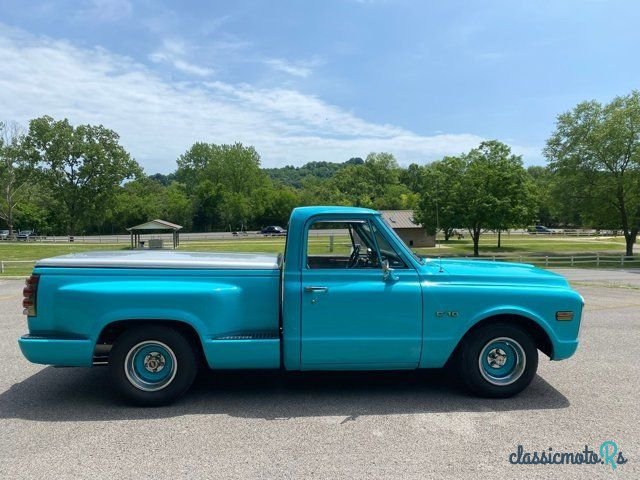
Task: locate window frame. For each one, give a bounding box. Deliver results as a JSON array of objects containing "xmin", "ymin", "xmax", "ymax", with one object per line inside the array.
[{"xmin": 304, "ymin": 217, "xmax": 383, "ymax": 270}]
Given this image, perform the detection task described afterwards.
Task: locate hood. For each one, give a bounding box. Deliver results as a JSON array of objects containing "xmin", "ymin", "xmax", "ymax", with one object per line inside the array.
[{"xmin": 423, "ymin": 258, "xmax": 569, "ymax": 288}]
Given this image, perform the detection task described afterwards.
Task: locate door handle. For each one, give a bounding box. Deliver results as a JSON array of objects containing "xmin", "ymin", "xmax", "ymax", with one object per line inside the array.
[{"xmin": 304, "ymin": 286, "xmax": 328, "ymax": 293}]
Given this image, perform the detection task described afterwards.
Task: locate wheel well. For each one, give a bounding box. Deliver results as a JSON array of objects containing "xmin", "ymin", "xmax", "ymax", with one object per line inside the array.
[
  {"xmin": 95, "ymin": 320, "xmax": 205, "ymax": 363},
  {"xmin": 456, "ymin": 314, "xmax": 553, "ymax": 359}
]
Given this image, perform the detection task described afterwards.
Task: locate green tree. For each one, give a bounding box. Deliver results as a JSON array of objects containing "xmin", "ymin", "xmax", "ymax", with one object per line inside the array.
[
  {"xmin": 545, "ymin": 91, "xmax": 640, "ymax": 256},
  {"xmin": 330, "ymin": 152, "xmax": 402, "ymax": 207},
  {"xmin": 527, "ymin": 166, "xmax": 583, "ymax": 228},
  {"xmin": 399, "ymin": 163, "xmax": 424, "ymax": 193},
  {"xmin": 416, "ymin": 142, "xmax": 535, "ymax": 256},
  {"xmin": 107, "ymin": 177, "xmax": 166, "ymax": 231},
  {"xmin": 252, "ymin": 186, "xmax": 300, "ymax": 227},
  {"xmin": 298, "ymin": 176, "xmax": 346, "ymax": 206},
  {"xmin": 0, "ymin": 122, "xmax": 34, "ymax": 238},
  {"xmin": 164, "ymin": 182, "xmax": 193, "ymax": 229},
  {"xmin": 414, "ymin": 157, "xmax": 466, "ymax": 241},
  {"xmin": 176, "ymin": 142, "xmax": 269, "ymax": 230},
  {"xmin": 461, "ymin": 141, "xmax": 535, "ymax": 254},
  {"xmin": 24, "ymin": 116, "xmax": 141, "ymax": 235},
  {"xmin": 264, "ymin": 160, "xmax": 348, "ymax": 188}
]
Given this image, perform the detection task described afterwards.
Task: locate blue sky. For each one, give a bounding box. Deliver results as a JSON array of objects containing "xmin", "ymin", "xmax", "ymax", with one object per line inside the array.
[{"xmin": 1, "ymin": 0, "xmax": 639, "ymax": 173}]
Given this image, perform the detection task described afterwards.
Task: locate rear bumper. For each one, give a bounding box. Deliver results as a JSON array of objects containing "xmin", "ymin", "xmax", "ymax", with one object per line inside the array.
[
  {"xmin": 18, "ymin": 335, "xmax": 93, "ymax": 367},
  {"xmin": 551, "ymin": 339, "xmax": 579, "ymax": 360}
]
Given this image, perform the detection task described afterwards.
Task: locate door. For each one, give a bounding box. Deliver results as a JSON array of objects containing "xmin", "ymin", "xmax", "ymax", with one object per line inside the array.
[{"xmin": 301, "ymin": 219, "xmax": 422, "ymax": 369}]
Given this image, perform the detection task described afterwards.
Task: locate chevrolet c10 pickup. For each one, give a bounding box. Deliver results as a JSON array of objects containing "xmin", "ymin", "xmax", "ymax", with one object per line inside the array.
[{"xmin": 18, "ymin": 206, "xmax": 583, "ymax": 405}]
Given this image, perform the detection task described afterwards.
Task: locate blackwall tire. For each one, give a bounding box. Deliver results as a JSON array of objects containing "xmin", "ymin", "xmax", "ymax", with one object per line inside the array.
[
  {"xmin": 457, "ymin": 322, "xmax": 538, "ymax": 398},
  {"xmin": 109, "ymin": 325, "xmax": 197, "ymax": 406}
]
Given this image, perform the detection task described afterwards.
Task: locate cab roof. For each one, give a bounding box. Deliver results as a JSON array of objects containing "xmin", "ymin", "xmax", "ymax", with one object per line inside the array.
[{"xmin": 290, "ymin": 206, "xmax": 379, "ymax": 222}]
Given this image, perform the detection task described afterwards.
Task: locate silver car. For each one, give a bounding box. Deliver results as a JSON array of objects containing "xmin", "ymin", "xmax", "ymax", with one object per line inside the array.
[{"xmin": 0, "ymin": 230, "xmax": 9, "ymax": 240}]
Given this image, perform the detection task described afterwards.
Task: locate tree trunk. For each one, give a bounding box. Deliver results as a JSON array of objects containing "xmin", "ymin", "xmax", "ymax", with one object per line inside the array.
[
  {"xmin": 68, "ymin": 217, "xmax": 78, "ymax": 237},
  {"xmin": 7, "ymin": 212, "xmax": 14, "ymax": 240},
  {"xmin": 470, "ymin": 227, "xmax": 480, "ymax": 257},
  {"xmin": 443, "ymin": 227, "xmax": 452, "ymax": 241},
  {"xmin": 2, "ymin": 187, "xmax": 15, "ymax": 239},
  {"xmin": 497, "ymin": 229, "xmax": 502, "ymax": 248},
  {"xmin": 625, "ymin": 229, "xmax": 638, "ymax": 257}
]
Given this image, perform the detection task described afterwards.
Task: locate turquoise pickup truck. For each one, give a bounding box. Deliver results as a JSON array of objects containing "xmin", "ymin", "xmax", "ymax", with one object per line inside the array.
[{"xmin": 19, "ymin": 206, "xmax": 583, "ymax": 405}]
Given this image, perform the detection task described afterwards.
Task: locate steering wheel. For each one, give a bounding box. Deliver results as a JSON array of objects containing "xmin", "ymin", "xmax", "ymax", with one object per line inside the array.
[{"xmin": 347, "ymin": 244, "xmax": 361, "ymax": 268}]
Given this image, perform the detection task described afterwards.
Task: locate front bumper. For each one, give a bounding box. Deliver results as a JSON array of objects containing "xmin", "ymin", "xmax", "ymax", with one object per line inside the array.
[{"xmin": 18, "ymin": 335, "xmax": 94, "ymax": 367}]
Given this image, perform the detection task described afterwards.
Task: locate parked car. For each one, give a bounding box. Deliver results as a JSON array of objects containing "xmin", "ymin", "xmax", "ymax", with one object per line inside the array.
[
  {"xmin": 18, "ymin": 206, "xmax": 583, "ymax": 406},
  {"xmin": 0, "ymin": 230, "xmax": 9, "ymax": 240},
  {"xmin": 530, "ymin": 225, "xmax": 564, "ymax": 235},
  {"xmin": 260, "ymin": 225, "xmax": 287, "ymax": 236},
  {"xmin": 534, "ymin": 225, "xmax": 553, "ymax": 234},
  {"xmin": 17, "ymin": 230, "xmax": 36, "ymax": 241}
]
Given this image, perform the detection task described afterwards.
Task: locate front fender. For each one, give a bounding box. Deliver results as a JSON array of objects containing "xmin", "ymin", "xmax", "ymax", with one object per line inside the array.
[
  {"xmin": 419, "ymin": 287, "xmax": 581, "ymax": 368},
  {"xmin": 420, "ymin": 305, "xmax": 555, "ymax": 368},
  {"xmin": 470, "ymin": 304, "xmax": 558, "ymax": 346}
]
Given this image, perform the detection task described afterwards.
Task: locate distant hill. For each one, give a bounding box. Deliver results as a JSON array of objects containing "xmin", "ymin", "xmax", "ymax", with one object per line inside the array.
[{"xmin": 264, "ymin": 158, "xmax": 364, "ymax": 188}]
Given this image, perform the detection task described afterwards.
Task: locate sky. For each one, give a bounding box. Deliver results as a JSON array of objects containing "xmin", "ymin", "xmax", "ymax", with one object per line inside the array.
[{"xmin": 0, "ymin": 0, "xmax": 639, "ymax": 173}]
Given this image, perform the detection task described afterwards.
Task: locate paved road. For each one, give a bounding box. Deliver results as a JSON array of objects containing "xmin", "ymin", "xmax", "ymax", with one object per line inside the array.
[{"xmin": 0, "ymin": 270, "xmax": 638, "ymax": 479}]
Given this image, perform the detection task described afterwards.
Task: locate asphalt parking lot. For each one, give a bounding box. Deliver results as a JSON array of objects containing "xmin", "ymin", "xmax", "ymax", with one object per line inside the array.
[{"xmin": 0, "ymin": 269, "xmax": 638, "ymax": 479}]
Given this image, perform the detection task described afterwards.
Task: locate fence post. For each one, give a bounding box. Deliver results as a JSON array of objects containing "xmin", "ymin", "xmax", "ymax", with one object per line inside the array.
[
  {"xmin": 1, "ymin": 261, "xmax": 3, "ymax": 274},
  {"xmin": 571, "ymin": 256, "xmax": 574, "ymax": 267},
  {"xmin": 492, "ymin": 256, "xmax": 496, "ymax": 262},
  {"xmin": 597, "ymin": 253, "xmax": 600, "ymax": 267},
  {"xmin": 329, "ymin": 234, "xmax": 334, "ymax": 253},
  {"xmin": 545, "ymin": 256, "xmax": 549, "ymax": 267},
  {"xmin": 621, "ymin": 255, "xmax": 624, "ymax": 267},
  {"xmin": 519, "ymin": 256, "xmax": 522, "ymax": 263}
]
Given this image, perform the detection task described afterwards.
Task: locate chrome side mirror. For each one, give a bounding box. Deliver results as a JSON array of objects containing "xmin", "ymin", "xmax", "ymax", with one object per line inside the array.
[{"xmin": 382, "ymin": 259, "xmax": 398, "ymax": 281}]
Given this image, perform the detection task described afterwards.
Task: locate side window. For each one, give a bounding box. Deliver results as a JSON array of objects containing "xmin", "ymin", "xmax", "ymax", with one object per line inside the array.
[
  {"xmin": 306, "ymin": 220, "xmax": 381, "ymax": 269},
  {"xmin": 372, "ymin": 222, "xmax": 406, "ymax": 268}
]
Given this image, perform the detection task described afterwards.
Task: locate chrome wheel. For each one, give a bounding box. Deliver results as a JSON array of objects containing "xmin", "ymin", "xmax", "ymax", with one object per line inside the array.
[
  {"xmin": 478, "ymin": 337, "xmax": 526, "ymax": 386},
  {"xmin": 124, "ymin": 340, "xmax": 178, "ymax": 392}
]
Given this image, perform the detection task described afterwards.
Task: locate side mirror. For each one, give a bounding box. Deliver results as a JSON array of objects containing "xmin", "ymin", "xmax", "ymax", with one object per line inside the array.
[{"xmin": 382, "ymin": 259, "xmax": 398, "ymax": 281}]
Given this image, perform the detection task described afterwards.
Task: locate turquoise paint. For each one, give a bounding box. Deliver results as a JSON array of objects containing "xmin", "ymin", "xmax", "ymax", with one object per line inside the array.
[
  {"xmin": 29, "ymin": 268, "xmax": 280, "ymax": 363},
  {"xmin": 19, "ymin": 205, "xmax": 583, "ymax": 374},
  {"xmin": 18, "ymin": 336, "xmax": 93, "ymax": 366},
  {"xmin": 203, "ymin": 339, "xmax": 280, "ymax": 369}
]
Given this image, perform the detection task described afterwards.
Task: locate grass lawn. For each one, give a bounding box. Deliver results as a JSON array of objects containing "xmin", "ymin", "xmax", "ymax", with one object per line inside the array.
[
  {"xmin": 0, "ymin": 234, "xmax": 636, "ymax": 276},
  {"xmin": 415, "ymin": 234, "xmax": 629, "ymax": 257}
]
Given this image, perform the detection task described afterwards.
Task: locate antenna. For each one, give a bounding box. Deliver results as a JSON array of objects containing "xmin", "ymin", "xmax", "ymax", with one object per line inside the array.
[{"xmin": 434, "ymin": 178, "xmax": 444, "ymax": 273}]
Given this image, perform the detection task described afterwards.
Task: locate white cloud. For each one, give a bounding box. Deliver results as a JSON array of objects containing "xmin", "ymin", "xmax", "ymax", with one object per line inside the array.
[
  {"xmin": 263, "ymin": 58, "xmax": 310, "ymax": 78},
  {"xmin": 264, "ymin": 56, "xmax": 325, "ymax": 78},
  {"xmin": 149, "ymin": 38, "xmax": 214, "ymax": 77},
  {"xmin": 76, "ymin": 0, "xmax": 133, "ymax": 22},
  {"xmin": 0, "ymin": 25, "xmax": 528, "ymax": 172}
]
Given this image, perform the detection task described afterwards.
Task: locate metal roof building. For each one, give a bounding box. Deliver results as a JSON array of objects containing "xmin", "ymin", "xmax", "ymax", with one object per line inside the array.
[
  {"xmin": 127, "ymin": 219, "xmax": 183, "ymax": 249},
  {"xmin": 379, "ymin": 210, "xmax": 435, "ymax": 248}
]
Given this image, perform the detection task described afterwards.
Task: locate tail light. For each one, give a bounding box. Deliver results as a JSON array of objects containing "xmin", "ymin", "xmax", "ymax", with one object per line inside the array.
[{"xmin": 23, "ymin": 274, "xmax": 39, "ymax": 316}]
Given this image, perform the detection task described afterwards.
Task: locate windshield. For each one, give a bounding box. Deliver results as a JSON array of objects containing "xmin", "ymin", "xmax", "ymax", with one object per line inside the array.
[{"xmin": 379, "ymin": 217, "xmax": 424, "ymax": 264}]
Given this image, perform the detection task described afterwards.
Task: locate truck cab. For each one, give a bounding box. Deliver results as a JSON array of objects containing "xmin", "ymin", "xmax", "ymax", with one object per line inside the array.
[{"xmin": 19, "ymin": 206, "xmax": 583, "ymax": 405}]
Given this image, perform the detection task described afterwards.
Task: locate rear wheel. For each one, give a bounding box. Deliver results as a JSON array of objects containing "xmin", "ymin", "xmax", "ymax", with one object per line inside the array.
[
  {"xmin": 457, "ymin": 323, "xmax": 538, "ymax": 398},
  {"xmin": 109, "ymin": 325, "xmax": 197, "ymax": 406}
]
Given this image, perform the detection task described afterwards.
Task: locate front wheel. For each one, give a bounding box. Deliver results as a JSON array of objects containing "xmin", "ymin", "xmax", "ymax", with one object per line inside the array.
[
  {"xmin": 109, "ymin": 325, "xmax": 197, "ymax": 406},
  {"xmin": 456, "ymin": 323, "xmax": 538, "ymax": 398}
]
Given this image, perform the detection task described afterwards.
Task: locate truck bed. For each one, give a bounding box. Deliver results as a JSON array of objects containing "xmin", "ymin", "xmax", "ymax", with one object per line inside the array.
[{"xmin": 35, "ymin": 250, "xmax": 281, "ymax": 270}]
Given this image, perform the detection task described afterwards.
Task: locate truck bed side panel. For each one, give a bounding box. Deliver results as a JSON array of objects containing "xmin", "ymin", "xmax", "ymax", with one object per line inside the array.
[{"xmin": 27, "ymin": 267, "xmax": 281, "ymax": 368}]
